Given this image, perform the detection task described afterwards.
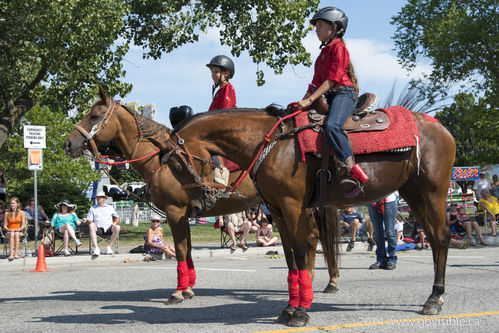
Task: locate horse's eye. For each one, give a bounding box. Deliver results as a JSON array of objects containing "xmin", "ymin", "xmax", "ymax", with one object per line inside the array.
[{"xmin": 90, "ymin": 115, "xmax": 100, "ymax": 121}]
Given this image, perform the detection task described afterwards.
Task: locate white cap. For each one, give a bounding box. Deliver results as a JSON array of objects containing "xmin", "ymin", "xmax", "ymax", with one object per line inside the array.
[{"xmin": 95, "ymin": 190, "xmax": 107, "ymax": 198}]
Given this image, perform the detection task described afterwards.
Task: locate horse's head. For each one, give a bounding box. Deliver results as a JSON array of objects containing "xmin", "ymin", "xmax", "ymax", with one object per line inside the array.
[{"xmin": 64, "ymin": 86, "xmax": 120, "ymax": 158}]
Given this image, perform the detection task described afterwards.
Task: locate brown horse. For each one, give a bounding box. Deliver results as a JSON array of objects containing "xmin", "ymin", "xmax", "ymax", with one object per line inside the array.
[
  {"xmin": 64, "ymin": 87, "xmax": 340, "ymax": 304},
  {"xmin": 157, "ymin": 104, "xmax": 455, "ymax": 326}
]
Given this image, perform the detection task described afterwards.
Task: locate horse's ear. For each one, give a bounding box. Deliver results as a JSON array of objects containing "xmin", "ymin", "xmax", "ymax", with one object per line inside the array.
[{"xmin": 98, "ymin": 85, "xmax": 108, "ymax": 104}]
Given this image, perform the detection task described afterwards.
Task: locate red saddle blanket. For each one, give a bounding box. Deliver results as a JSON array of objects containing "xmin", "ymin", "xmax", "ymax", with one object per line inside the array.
[
  {"xmin": 222, "ymin": 157, "xmax": 240, "ymax": 172},
  {"xmin": 296, "ymin": 105, "xmax": 419, "ymax": 162}
]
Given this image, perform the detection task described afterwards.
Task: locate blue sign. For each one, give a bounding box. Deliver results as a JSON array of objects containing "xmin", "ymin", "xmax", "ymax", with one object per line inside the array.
[{"xmin": 451, "ymin": 166, "xmax": 480, "ymax": 181}]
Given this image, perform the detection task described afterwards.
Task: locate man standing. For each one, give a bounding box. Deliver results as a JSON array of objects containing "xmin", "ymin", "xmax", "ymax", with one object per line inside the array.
[
  {"xmin": 368, "ymin": 191, "xmax": 399, "ymax": 270},
  {"xmin": 473, "ymin": 172, "xmax": 490, "ymax": 200},
  {"xmin": 87, "ymin": 191, "xmax": 120, "ymax": 256}
]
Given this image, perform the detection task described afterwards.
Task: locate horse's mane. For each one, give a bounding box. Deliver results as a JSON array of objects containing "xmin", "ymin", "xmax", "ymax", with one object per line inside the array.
[
  {"xmin": 171, "ymin": 106, "xmax": 289, "ymax": 135},
  {"xmin": 119, "ymin": 103, "xmax": 172, "ymax": 138}
]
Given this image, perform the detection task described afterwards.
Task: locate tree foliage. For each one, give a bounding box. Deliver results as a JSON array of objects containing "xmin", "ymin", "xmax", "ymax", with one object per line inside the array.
[
  {"xmin": 0, "ymin": 0, "xmax": 319, "ymax": 149},
  {"xmin": 0, "ymin": 105, "xmax": 100, "ymax": 216},
  {"xmin": 391, "ymin": 0, "xmax": 498, "ymax": 98},
  {"xmin": 435, "ymin": 92, "xmax": 498, "ymax": 167}
]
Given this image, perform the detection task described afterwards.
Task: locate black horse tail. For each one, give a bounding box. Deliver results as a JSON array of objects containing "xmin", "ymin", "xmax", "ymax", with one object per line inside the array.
[{"xmin": 314, "ymin": 206, "xmax": 340, "ymax": 277}]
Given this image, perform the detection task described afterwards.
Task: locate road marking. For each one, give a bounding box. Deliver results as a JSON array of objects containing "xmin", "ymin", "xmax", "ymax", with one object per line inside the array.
[
  {"xmin": 252, "ymin": 311, "xmax": 499, "ymax": 333},
  {"xmin": 89, "ymin": 266, "xmax": 256, "ymax": 272},
  {"xmin": 223, "ymin": 256, "xmax": 249, "ymax": 260}
]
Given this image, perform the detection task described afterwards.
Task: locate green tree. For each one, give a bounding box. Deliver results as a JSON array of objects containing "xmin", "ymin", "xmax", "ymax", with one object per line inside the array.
[
  {"xmin": 0, "ymin": 0, "xmax": 319, "ymax": 149},
  {"xmin": 391, "ymin": 0, "xmax": 497, "ymax": 97},
  {"xmin": 0, "ymin": 105, "xmax": 100, "ymax": 216},
  {"xmin": 435, "ymin": 92, "xmax": 499, "ymax": 167}
]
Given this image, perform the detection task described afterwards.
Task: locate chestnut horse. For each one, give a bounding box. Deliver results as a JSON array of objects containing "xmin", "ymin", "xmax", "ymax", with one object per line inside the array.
[
  {"xmin": 157, "ymin": 105, "xmax": 455, "ymax": 326},
  {"xmin": 64, "ymin": 88, "xmax": 340, "ymax": 304}
]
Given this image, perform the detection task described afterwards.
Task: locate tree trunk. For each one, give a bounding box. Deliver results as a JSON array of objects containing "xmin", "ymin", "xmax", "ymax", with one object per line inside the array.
[{"xmin": 0, "ymin": 98, "xmax": 34, "ymax": 149}]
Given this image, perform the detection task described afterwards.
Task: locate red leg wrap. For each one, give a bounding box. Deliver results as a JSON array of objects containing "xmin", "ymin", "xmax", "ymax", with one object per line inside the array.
[
  {"xmin": 298, "ymin": 270, "xmax": 314, "ymax": 309},
  {"xmin": 187, "ymin": 259, "xmax": 196, "ymax": 287},
  {"xmin": 287, "ymin": 270, "xmax": 299, "ymax": 308},
  {"xmin": 177, "ymin": 261, "xmax": 189, "ymax": 291}
]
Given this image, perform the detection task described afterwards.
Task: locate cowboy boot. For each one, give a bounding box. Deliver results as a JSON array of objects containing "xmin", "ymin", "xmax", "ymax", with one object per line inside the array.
[{"xmin": 339, "ymin": 157, "xmax": 369, "ymax": 198}]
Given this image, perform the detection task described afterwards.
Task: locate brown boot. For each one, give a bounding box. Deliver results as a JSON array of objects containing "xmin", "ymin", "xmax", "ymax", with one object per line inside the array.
[{"xmin": 339, "ymin": 157, "xmax": 369, "ymax": 198}]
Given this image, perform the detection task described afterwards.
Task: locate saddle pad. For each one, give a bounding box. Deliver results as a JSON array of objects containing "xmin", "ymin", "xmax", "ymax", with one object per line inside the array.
[
  {"xmin": 296, "ymin": 105, "xmax": 419, "ymax": 162},
  {"xmin": 222, "ymin": 157, "xmax": 241, "ymax": 172}
]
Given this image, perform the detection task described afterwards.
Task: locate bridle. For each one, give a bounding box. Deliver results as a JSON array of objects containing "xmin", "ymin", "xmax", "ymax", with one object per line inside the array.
[{"xmin": 75, "ymin": 99, "xmax": 117, "ymax": 159}]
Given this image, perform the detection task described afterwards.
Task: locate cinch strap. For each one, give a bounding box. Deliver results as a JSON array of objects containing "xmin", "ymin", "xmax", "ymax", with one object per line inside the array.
[
  {"xmin": 177, "ymin": 261, "xmax": 189, "ymax": 291},
  {"xmin": 287, "ymin": 270, "xmax": 299, "ymax": 308},
  {"xmin": 298, "ymin": 270, "xmax": 314, "ymax": 309},
  {"xmin": 187, "ymin": 259, "xmax": 196, "ymax": 287}
]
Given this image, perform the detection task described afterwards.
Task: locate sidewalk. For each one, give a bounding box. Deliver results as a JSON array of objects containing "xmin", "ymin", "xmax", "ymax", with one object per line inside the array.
[{"xmin": 1, "ymin": 234, "xmax": 497, "ymax": 270}]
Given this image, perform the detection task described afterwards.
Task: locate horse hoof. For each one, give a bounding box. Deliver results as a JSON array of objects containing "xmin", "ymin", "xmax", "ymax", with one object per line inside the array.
[
  {"xmin": 287, "ymin": 306, "xmax": 310, "ymax": 327},
  {"xmin": 323, "ymin": 284, "xmax": 339, "ymax": 294},
  {"xmin": 421, "ymin": 299, "xmax": 441, "ymax": 315},
  {"xmin": 183, "ymin": 287, "xmax": 194, "ymax": 300},
  {"xmin": 276, "ymin": 305, "xmax": 296, "ymax": 324},
  {"xmin": 165, "ymin": 290, "xmax": 184, "ymax": 305}
]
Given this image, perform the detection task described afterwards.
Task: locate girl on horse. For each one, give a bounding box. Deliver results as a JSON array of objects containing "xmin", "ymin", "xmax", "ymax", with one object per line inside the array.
[
  {"xmin": 297, "ymin": 7, "xmax": 368, "ymax": 198},
  {"xmin": 206, "ymin": 55, "xmax": 236, "ymax": 111}
]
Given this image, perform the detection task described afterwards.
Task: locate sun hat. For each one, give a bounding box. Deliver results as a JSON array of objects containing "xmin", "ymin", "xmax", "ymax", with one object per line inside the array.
[
  {"xmin": 54, "ymin": 199, "xmax": 77, "ymax": 211},
  {"xmin": 95, "ymin": 190, "xmax": 107, "ymax": 198},
  {"xmin": 150, "ymin": 214, "xmax": 162, "ymax": 222}
]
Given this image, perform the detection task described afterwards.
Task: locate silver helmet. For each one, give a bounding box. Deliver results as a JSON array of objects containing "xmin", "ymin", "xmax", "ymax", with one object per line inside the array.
[{"xmin": 310, "ymin": 7, "xmax": 348, "ymax": 38}]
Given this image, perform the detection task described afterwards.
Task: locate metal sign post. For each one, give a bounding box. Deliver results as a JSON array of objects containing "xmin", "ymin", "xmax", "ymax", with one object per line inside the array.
[{"xmin": 24, "ymin": 126, "xmax": 46, "ymax": 256}]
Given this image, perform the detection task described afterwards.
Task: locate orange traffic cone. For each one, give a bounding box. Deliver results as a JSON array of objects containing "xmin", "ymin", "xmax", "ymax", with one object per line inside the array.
[{"xmin": 30, "ymin": 244, "xmax": 53, "ymax": 272}]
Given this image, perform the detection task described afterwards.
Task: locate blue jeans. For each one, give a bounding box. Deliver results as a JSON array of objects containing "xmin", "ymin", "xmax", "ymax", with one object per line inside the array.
[
  {"xmin": 368, "ymin": 201, "xmax": 398, "ymax": 265},
  {"xmin": 325, "ymin": 86, "xmax": 357, "ymax": 163}
]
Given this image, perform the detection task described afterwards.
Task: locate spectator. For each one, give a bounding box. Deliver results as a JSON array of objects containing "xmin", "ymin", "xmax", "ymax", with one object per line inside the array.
[
  {"xmin": 0, "ymin": 169, "xmax": 7, "ymax": 202},
  {"xmin": 456, "ymin": 206, "xmax": 487, "ymax": 246},
  {"xmin": 222, "ymin": 212, "xmax": 251, "ymax": 250},
  {"xmin": 145, "ymin": 215, "xmax": 176, "ymax": 258},
  {"xmin": 86, "ymin": 190, "xmax": 120, "ymax": 256},
  {"xmin": 395, "ymin": 219, "xmax": 404, "ymax": 244},
  {"xmin": 24, "ymin": 197, "xmax": 49, "ymax": 222},
  {"xmin": 132, "ymin": 202, "xmax": 140, "ymax": 226},
  {"xmin": 256, "ymin": 217, "xmax": 278, "ymax": 247},
  {"xmin": 3, "ymin": 197, "xmax": 26, "ymax": 260},
  {"xmin": 50, "ymin": 199, "xmax": 82, "ymax": 256},
  {"xmin": 413, "ymin": 221, "xmax": 429, "ymax": 250},
  {"xmin": 490, "ymin": 174, "xmax": 499, "ymax": 198},
  {"xmin": 473, "ymin": 172, "xmax": 490, "ymax": 200},
  {"xmin": 0, "ymin": 200, "xmax": 4, "ymax": 242},
  {"xmin": 339, "ymin": 207, "xmax": 364, "ymax": 250},
  {"xmin": 478, "ymin": 190, "xmax": 498, "ymax": 236},
  {"xmin": 368, "ymin": 192, "xmax": 398, "ymax": 270}
]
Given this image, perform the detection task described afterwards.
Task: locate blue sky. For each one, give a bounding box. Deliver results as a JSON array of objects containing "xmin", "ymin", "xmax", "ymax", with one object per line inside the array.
[{"xmin": 119, "ymin": 1, "xmax": 430, "ymax": 128}]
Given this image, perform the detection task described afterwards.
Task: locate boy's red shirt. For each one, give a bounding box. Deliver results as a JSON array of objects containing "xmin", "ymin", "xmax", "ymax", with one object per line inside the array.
[
  {"xmin": 209, "ymin": 82, "xmax": 236, "ymax": 111},
  {"xmin": 308, "ymin": 38, "xmax": 353, "ymax": 94}
]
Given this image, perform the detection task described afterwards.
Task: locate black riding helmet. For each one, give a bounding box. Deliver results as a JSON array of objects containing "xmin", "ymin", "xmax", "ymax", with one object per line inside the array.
[
  {"xmin": 169, "ymin": 105, "xmax": 193, "ymax": 128},
  {"xmin": 206, "ymin": 55, "xmax": 235, "ymax": 79},
  {"xmin": 310, "ymin": 7, "xmax": 348, "ymax": 38}
]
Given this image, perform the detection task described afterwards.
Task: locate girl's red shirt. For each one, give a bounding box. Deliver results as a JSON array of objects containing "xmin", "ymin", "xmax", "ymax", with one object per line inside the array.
[
  {"xmin": 308, "ymin": 38, "xmax": 353, "ymax": 94},
  {"xmin": 209, "ymin": 82, "xmax": 236, "ymax": 111}
]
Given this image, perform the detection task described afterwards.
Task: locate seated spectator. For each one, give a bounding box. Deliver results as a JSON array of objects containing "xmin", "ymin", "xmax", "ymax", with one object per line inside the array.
[
  {"xmin": 248, "ymin": 205, "xmax": 262, "ymax": 233},
  {"xmin": 0, "ymin": 200, "xmax": 4, "ymax": 243},
  {"xmin": 413, "ymin": 221, "xmax": 429, "ymax": 250},
  {"xmin": 479, "ymin": 190, "xmax": 498, "ymax": 236},
  {"xmin": 3, "ymin": 197, "xmax": 26, "ymax": 260},
  {"xmin": 491, "ymin": 174, "xmax": 499, "ymax": 198},
  {"xmin": 256, "ymin": 217, "xmax": 278, "ymax": 247},
  {"xmin": 145, "ymin": 215, "xmax": 175, "ymax": 258},
  {"xmin": 395, "ymin": 219, "xmax": 404, "ymax": 244},
  {"xmin": 221, "ymin": 212, "xmax": 251, "ymax": 250},
  {"xmin": 339, "ymin": 207, "xmax": 364, "ymax": 250},
  {"xmin": 87, "ymin": 191, "xmax": 120, "ymax": 256},
  {"xmin": 24, "ymin": 197, "xmax": 49, "ymax": 224},
  {"xmin": 457, "ymin": 206, "xmax": 487, "ymax": 246},
  {"xmin": 50, "ymin": 199, "xmax": 82, "ymax": 256}
]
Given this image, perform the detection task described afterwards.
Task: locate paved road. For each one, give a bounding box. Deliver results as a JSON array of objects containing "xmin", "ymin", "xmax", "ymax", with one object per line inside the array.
[{"xmin": 1, "ymin": 242, "xmax": 498, "ymax": 332}]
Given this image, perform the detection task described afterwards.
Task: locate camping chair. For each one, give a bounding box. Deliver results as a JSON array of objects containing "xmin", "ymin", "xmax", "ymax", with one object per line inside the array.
[
  {"xmin": 89, "ymin": 227, "xmax": 119, "ymax": 254},
  {"xmin": 53, "ymin": 228, "xmax": 81, "ymax": 255},
  {"xmin": 214, "ymin": 218, "xmax": 244, "ymax": 248},
  {"xmin": 1, "ymin": 225, "xmax": 28, "ymax": 258}
]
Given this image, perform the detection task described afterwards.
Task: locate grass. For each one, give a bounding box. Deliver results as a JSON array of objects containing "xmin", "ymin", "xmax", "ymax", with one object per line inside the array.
[{"xmin": 20, "ymin": 222, "xmax": 267, "ymax": 251}]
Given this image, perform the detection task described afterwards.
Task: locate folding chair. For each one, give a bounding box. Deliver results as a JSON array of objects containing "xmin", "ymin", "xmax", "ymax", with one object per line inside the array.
[
  {"xmin": 89, "ymin": 228, "xmax": 119, "ymax": 254},
  {"xmin": 53, "ymin": 228, "xmax": 81, "ymax": 256},
  {"xmin": 214, "ymin": 218, "xmax": 243, "ymax": 248},
  {"xmin": 1, "ymin": 226, "xmax": 28, "ymax": 258}
]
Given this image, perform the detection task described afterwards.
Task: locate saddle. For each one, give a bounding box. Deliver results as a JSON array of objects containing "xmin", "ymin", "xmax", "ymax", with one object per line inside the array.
[{"xmin": 308, "ymin": 92, "xmax": 388, "ymax": 133}]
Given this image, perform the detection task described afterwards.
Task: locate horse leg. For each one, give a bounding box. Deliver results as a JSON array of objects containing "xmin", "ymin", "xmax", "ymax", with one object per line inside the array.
[
  {"xmin": 273, "ymin": 215, "xmax": 299, "ymax": 324},
  {"xmin": 399, "ymin": 183, "xmax": 449, "ymax": 315},
  {"xmin": 164, "ymin": 209, "xmax": 193, "ymax": 305}
]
